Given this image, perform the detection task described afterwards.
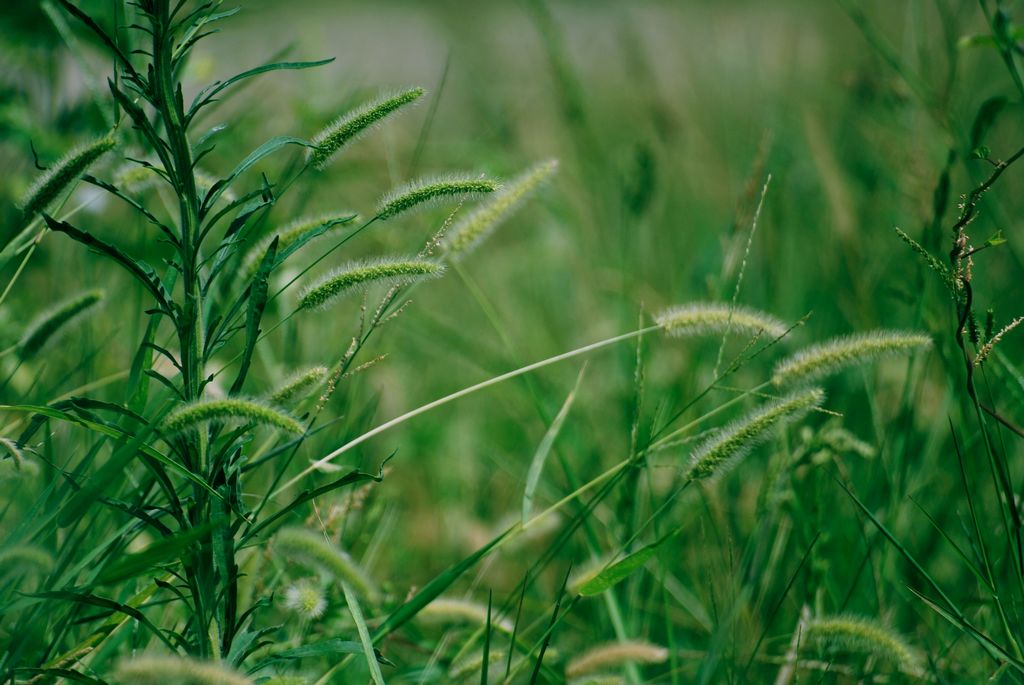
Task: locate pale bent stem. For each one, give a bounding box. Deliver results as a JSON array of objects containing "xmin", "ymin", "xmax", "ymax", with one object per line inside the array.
[{"xmin": 273, "ymin": 325, "xmax": 660, "ymax": 496}]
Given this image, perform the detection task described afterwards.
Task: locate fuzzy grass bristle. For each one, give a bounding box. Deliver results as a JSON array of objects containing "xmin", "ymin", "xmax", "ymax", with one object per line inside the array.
[
  {"xmin": 307, "ymin": 87, "xmax": 424, "ymax": 169},
  {"xmin": 377, "ymin": 175, "xmax": 498, "ymax": 220},
  {"xmin": 18, "ymin": 289, "xmax": 104, "ymax": 359},
  {"xmin": 298, "ymin": 257, "xmax": 443, "ymax": 311},
  {"xmin": 162, "ymin": 398, "xmax": 304, "ymax": 435},
  {"xmin": 20, "ymin": 135, "xmax": 116, "ymax": 219},
  {"xmin": 686, "ymin": 387, "xmax": 825, "ymax": 481},
  {"xmin": 0, "ymin": 545, "xmax": 55, "ymax": 574},
  {"xmin": 417, "ymin": 597, "xmax": 515, "ymax": 633},
  {"xmin": 240, "ymin": 213, "xmax": 358, "ymax": 282},
  {"xmin": 440, "ymin": 159, "xmax": 558, "ymax": 255},
  {"xmin": 0, "ymin": 437, "xmax": 26, "ymax": 470},
  {"xmin": 565, "ymin": 641, "xmax": 669, "ymax": 679},
  {"xmin": 805, "ymin": 614, "xmax": 920, "ymax": 671},
  {"xmin": 113, "ymin": 654, "xmax": 253, "ymax": 685},
  {"xmin": 284, "ymin": 580, "xmax": 327, "ymax": 620},
  {"xmin": 268, "ymin": 366, "xmax": 330, "ymax": 405},
  {"xmin": 655, "ymin": 302, "xmax": 788, "ymax": 339},
  {"xmin": 273, "ymin": 527, "xmax": 379, "ymax": 602},
  {"xmin": 772, "ymin": 330, "xmax": 932, "ymax": 386}
]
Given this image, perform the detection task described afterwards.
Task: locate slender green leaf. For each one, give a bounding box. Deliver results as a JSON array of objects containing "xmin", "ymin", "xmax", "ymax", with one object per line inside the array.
[
  {"xmin": 522, "ymin": 364, "xmax": 586, "ymax": 523},
  {"xmin": 578, "ymin": 528, "xmax": 680, "ymax": 596}
]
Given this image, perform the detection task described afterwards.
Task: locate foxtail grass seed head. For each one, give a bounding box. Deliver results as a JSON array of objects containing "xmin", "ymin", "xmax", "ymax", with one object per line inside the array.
[
  {"xmin": 440, "ymin": 159, "xmax": 558, "ymax": 255},
  {"xmin": 284, "ymin": 580, "xmax": 327, "ymax": 619},
  {"xmin": 686, "ymin": 387, "xmax": 825, "ymax": 481},
  {"xmin": 449, "ymin": 650, "xmax": 509, "ymax": 680},
  {"xmin": 273, "ymin": 527, "xmax": 379, "ymax": 602},
  {"xmin": 114, "ymin": 655, "xmax": 253, "ymax": 685},
  {"xmin": 307, "ymin": 87, "xmax": 424, "ymax": 169},
  {"xmin": 20, "ymin": 136, "xmax": 116, "ymax": 219},
  {"xmin": 805, "ymin": 615, "xmax": 920, "ymax": 671},
  {"xmin": 113, "ymin": 161, "xmax": 162, "ymax": 194},
  {"xmin": 240, "ymin": 213, "xmax": 358, "ymax": 282},
  {"xmin": 568, "ymin": 676, "xmax": 626, "ymax": 685},
  {"xmin": 376, "ymin": 176, "xmax": 498, "ymax": 220},
  {"xmin": 0, "ymin": 437, "xmax": 26, "ymax": 470},
  {"xmin": 772, "ymin": 330, "xmax": 932, "ymax": 386},
  {"xmin": 417, "ymin": 597, "xmax": 515, "ymax": 633},
  {"xmin": 269, "ymin": 366, "xmax": 329, "ymax": 405},
  {"xmin": 655, "ymin": 302, "xmax": 788, "ymax": 339},
  {"xmin": 298, "ymin": 257, "xmax": 443, "ymax": 311},
  {"xmin": 162, "ymin": 398, "xmax": 304, "ymax": 435},
  {"xmin": 0, "ymin": 545, "xmax": 55, "ymax": 574},
  {"xmin": 565, "ymin": 641, "xmax": 669, "ymax": 679},
  {"xmin": 18, "ymin": 289, "xmax": 104, "ymax": 359}
]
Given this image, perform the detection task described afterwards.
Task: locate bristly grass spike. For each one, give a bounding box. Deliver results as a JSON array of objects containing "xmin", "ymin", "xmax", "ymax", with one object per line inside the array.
[
  {"xmin": 298, "ymin": 257, "xmax": 444, "ymax": 311},
  {"xmin": 20, "ymin": 135, "xmax": 116, "ymax": 219},
  {"xmin": 307, "ymin": 87, "xmax": 424, "ymax": 169}
]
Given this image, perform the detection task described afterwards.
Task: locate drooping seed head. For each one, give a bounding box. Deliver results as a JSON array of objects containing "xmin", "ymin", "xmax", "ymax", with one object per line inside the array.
[
  {"xmin": 0, "ymin": 544, "xmax": 55, "ymax": 574},
  {"xmin": 686, "ymin": 387, "xmax": 825, "ymax": 481},
  {"xmin": 449, "ymin": 650, "xmax": 510, "ymax": 680},
  {"xmin": 239, "ymin": 213, "xmax": 359, "ymax": 282},
  {"xmin": 376, "ymin": 175, "xmax": 499, "ymax": 220},
  {"xmin": 273, "ymin": 527, "xmax": 379, "ymax": 602},
  {"xmin": 417, "ymin": 597, "xmax": 515, "ymax": 633},
  {"xmin": 805, "ymin": 614, "xmax": 920, "ymax": 671},
  {"xmin": 113, "ymin": 655, "xmax": 253, "ymax": 685},
  {"xmin": 441, "ymin": 159, "xmax": 558, "ymax": 255},
  {"xmin": 18, "ymin": 289, "xmax": 104, "ymax": 359},
  {"xmin": 655, "ymin": 302, "xmax": 788, "ymax": 339},
  {"xmin": 307, "ymin": 87, "xmax": 424, "ymax": 170},
  {"xmin": 772, "ymin": 330, "xmax": 932, "ymax": 386},
  {"xmin": 20, "ymin": 135, "xmax": 116, "ymax": 219},
  {"xmin": 113, "ymin": 161, "xmax": 163, "ymax": 194},
  {"xmin": 284, "ymin": 580, "xmax": 327, "ymax": 619},
  {"xmin": 162, "ymin": 398, "xmax": 304, "ymax": 435},
  {"xmin": 0, "ymin": 437, "xmax": 26, "ymax": 470},
  {"xmin": 565, "ymin": 641, "xmax": 669, "ymax": 679},
  {"xmin": 298, "ymin": 257, "xmax": 444, "ymax": 311},
  {"xmin": 268, "ymin": 366, "xmax": 330, "ymax": 405},
  {"xmin": 567, "ymin": 676, "xmax": 625, "ymax": 685}
]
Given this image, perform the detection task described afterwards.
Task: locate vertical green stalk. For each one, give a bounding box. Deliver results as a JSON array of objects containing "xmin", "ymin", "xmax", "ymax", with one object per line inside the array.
[{"xmin": 149, "ymin": 0, "xmax": 213, "ymax": 657}]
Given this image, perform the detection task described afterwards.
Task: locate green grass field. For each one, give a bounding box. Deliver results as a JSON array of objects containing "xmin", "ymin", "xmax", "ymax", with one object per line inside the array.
[{"xmin": 2, "ymin": 1, "xmax": 1024, "ymax": 682}]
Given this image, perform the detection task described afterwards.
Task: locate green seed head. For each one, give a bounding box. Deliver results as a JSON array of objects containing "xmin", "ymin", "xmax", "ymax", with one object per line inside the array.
[
  {"xmin": 772, "ymin": 330, "xmax": 932, "ymax": 386},
  {"xmin": 162, "ymin": 398, "xmax": 304, "ymax": 435},
  {"xmin": 376, "ymin": 175, "xmax": 499, "ymax": 220},
  {"xmin": 268, "ymin": 366, "xmax": 330, "ymax": 405},
  {"xmin": 284, "ymin": 580, "xmax": 327, "ymax": 619},
  {"xmin": 0, "ymin": 437, "xmax": 26, "ymax": 470},
  {"xmin": 566, "ymin": 641, "xmax": 669, "ymax": 679},
  {"xmin": 655, "ymin": 302, "xmax": 788, "ymax": 339},
  {"xmin": 686, "ymin": 387, "xmax": 825, "ymax": 481},
  {"xmin": 298, "ymin": 257, "xmax": 444, "ymax": 311},
  {"xmin": 114, "ymin": 655, "xmax": 253, "ymax": 685},
  {"xmin": 20, "ymin": 135, "xmax": 116, "ymax": 219},
  {"xmin": 441, "ymin": 159, "xmax": 558, "ymax": 255},
  {"xmin": 307, "ymin": 87, "xmax": 424, "ymax": 170},
  {"xmin": 805, "ymin": 614, "xmax": 920, "ymax": 671},
  {"xmin": 418, "ymin": 597, "xmax": 515, "ymax": 633},
  {"xmin": 273, "ymin": 527, "xmax": 379, "ymax": 602},
  {"xmin": 0, "ymin": 544, "xmax": 55, "ymax": 575},
  {"xmin": 240, "ymin": 213, "xmax": 359, "ymax": 282},
  {"xmin": 18, "ymin": 289, "xmax": 104, "ymax": 359}
]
